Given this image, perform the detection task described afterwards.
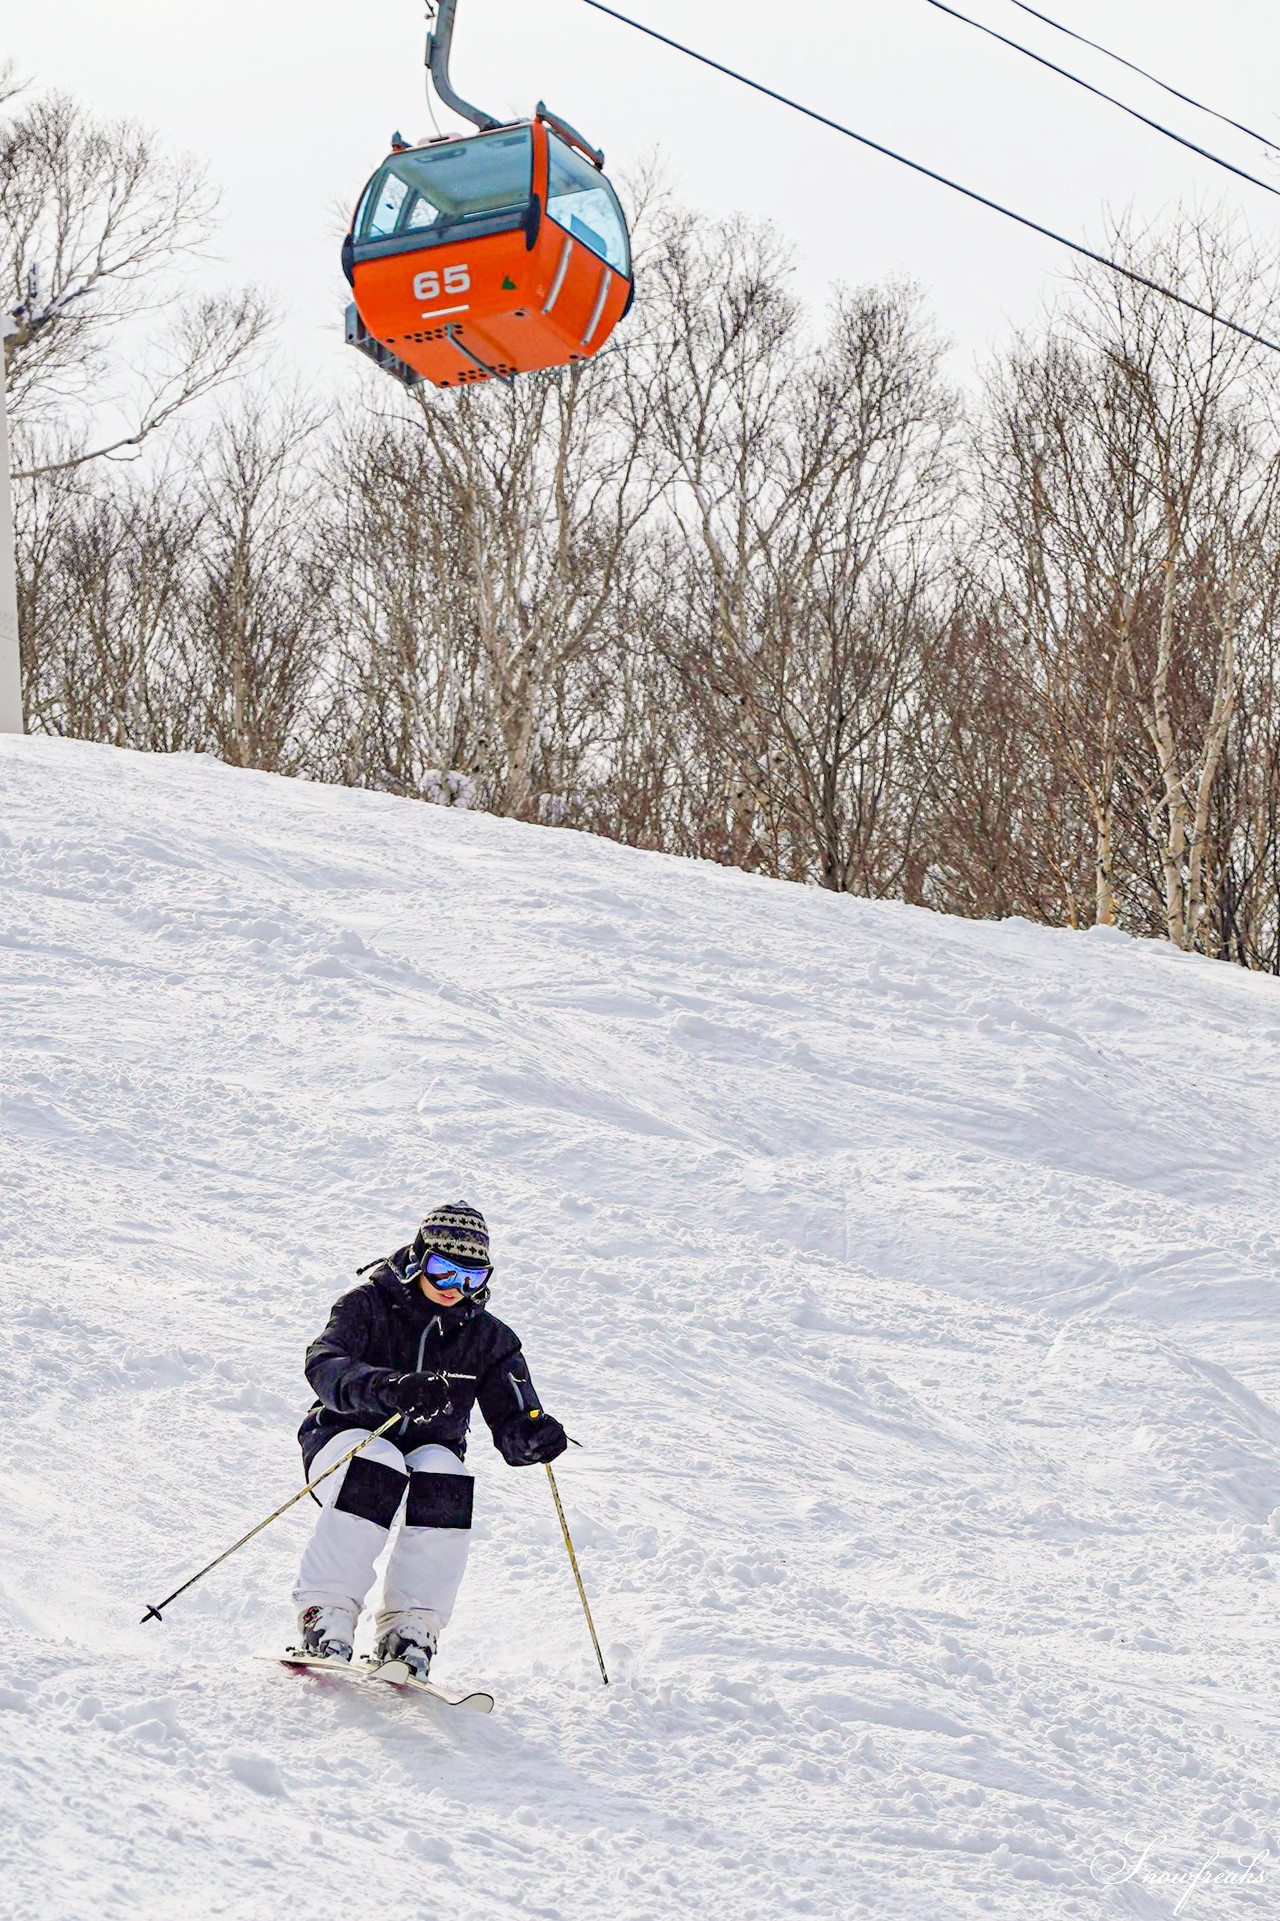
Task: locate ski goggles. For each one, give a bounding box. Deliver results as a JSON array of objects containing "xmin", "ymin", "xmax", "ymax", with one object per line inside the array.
[{"xmin": 422, "ymin": 1250, "xmax": 491, "ymax": 1294}]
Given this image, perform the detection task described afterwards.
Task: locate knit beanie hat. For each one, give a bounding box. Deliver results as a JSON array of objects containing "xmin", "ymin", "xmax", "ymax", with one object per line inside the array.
[{"xmin": 412, "ymin": 1200, "xmax": 490, "ymax": 1268}]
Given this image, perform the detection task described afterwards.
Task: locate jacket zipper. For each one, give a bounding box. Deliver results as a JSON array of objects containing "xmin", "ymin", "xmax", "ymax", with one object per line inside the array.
[{"xmin": 399, "ymin": 1326, "xmax": 430, "ymax": 1438}]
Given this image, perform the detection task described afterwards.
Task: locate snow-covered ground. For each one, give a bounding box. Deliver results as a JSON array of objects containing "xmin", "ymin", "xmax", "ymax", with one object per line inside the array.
[{"xmin": 4, "ymin": 735, "xmax": 1280, "ymax": 1921}]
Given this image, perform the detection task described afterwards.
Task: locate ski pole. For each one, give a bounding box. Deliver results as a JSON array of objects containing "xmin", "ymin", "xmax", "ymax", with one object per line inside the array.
[
  {"xmin": 140, "ymin": 1415, "xmax": 402, "ymax": 1624},
  {"xmin": 544, "ymin": 1459, "xmax": 609, "ymax": 1685},
  {"xmin": 139, "ymin": 1374, "xmax": 469, "ymax": 1625}
]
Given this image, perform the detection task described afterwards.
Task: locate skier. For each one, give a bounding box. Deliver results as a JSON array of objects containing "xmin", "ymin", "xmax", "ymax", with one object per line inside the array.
[{"xmin": 292, "ymin": 1200, "xmax": 567, "ymax": 1681}]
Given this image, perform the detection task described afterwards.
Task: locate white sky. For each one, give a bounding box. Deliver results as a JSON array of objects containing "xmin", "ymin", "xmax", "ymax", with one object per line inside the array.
[{"xmin": 7, "ymin": 0, "xmax": 1280, "ymax": 390}]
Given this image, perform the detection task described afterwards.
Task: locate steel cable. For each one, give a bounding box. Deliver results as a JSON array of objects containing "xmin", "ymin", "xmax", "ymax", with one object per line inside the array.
[
  {"xmin": 574, "ymin": 0, "xmax": 1280, "ymax": 357},
  {"xmin": 923, "ymin": 0, "xmax": 1280, "ymax": 200},
  {"xmin": 1002, "ymin": 0, "xmax": 1280, "ymax": 156}
]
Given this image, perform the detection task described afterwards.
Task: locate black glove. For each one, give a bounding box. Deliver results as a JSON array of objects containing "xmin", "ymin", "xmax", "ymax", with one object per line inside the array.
[
  {"xmin": 499, "ymin": 1410, "xmax": 568, "ymax": 1466},
  {"xmin": 382, "ymin": 1371, "xmax": 449, "ymax": 1418}
]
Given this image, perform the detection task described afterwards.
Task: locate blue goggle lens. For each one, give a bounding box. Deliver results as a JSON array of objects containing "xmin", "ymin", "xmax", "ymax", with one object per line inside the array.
[{"xmin": 423, "ymin": 1251, "xmax": 490, "ymax": 1293}]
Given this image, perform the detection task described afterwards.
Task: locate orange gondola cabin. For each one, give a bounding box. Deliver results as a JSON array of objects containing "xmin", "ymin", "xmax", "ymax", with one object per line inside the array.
[{"xmin": 343, "ymin": 111, "xmax": 632, "ymax": 388}]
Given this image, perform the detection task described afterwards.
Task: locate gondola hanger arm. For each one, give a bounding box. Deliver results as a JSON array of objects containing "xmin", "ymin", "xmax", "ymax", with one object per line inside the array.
[{"xmin": 426, "ymin": 0, "xmax": 500, "ymax": 131}]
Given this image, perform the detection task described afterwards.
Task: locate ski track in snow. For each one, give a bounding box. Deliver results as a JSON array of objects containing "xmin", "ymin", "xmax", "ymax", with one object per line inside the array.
[{"xmin": 3, "ymin": 735, "xmax": 1280, "ymax": 1919}]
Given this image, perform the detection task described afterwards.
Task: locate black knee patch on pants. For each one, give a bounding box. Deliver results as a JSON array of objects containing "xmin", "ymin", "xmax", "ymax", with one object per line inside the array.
[
  {"xmin": 335, "ymin": 1455, "xmax": 407, "ymax": 1529},
  {"xmin": 406, "ymin": 1471, "xmax": 473, "ymax": 1529}
]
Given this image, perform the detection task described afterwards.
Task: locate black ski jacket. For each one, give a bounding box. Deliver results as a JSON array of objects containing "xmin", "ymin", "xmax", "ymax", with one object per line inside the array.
[{"xmin": 298, "ymin": 1250, "xmax": 549, "ymax": 1470}]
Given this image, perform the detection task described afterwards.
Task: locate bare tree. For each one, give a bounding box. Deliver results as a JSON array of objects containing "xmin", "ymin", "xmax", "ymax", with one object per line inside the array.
[
  {"xmin": 20, "ymin": 459, "xmax": 199, "ymax": 744},
  {"xmin": 186, "ymin": 394, "xmax": 332, "ymax": 772},
  {"xmin": 637, "ymin": 210, "xmax": 957, "ymax": 890},
  {"xmin": 1089, "ymin": 223, "xmax": 1280, "ymax": 951},
  {"xmin": 979, "ymin": 215, "xmax": 1280, "ymax": 948},
  {"xmin": 979, "ymin": 333, "xmax": 1150, "ymax": 927},
  {"xmin": 317, "ymin": 410, "xmax": 491, "ymax": 802},
  {"xmin": 396, "ymin": 354, "xmax": 660, "ymax": 819},
  {"xmin": 1207, "ymin": 552, "xmax": 1280, "ymax": 969},
  {"xmin": 1, "ymin": 86, "xmax": 271, "ymax": 471},
  {"xmin": 917, "ymin": 588, "xmax": 1096, "ymax": 924}
]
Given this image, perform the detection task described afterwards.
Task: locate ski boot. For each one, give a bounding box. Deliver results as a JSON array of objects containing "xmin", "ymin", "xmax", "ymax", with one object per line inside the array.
[
  {"xmin": 296, "ymin": 1604, "xmax": 357, "ymax": 1663},
  {"xmin": 374, "ymin": 1615, "xmax": 438, "ymax": 1682}
]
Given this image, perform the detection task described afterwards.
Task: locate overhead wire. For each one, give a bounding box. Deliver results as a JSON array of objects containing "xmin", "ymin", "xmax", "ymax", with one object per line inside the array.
[
  {"xmin": 922, "ymin": 0, "xmax": 1280, "ymax": 201},
  {"xmin": 1001, "ymin": 0, "xmax": 1280, "ymax": 157},
  {"xmin": 573, "ymin": 0, "xmax": 1280, "ymax": 357}
]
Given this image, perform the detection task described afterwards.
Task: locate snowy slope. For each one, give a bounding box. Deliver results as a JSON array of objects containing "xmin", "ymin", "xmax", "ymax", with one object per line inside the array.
[{"xmin": 4, "ymin": 735, "xmax": 1280, "ymax": 1921}]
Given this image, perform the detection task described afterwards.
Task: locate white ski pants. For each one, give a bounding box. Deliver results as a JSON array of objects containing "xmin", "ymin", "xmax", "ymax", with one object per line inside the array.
[{"xmin": 293, "ymin": 1430, "xmax": 473, "ymax": 1635}]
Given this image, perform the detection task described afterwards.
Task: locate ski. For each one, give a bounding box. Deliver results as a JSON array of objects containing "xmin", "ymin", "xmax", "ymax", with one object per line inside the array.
[
  {"xmin": 362, "ymin": 1656, "xmax": 495, "ymax": 1713},
  {"xmin": 257, "ymin": 1650, "xmax": 494, "ymax": 1712},
  {"xmin": 257, "ymin": 1649, "xmax": 365, "ymax": 1683}
]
